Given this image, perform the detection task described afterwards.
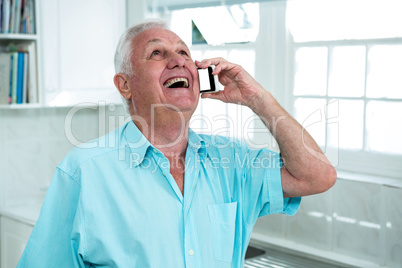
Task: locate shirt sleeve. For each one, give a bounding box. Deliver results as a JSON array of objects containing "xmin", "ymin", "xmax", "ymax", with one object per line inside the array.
[
  {"xmin": 241, "ymin": 147, "xmax": 301, "ymax": 227},
  {"xmin": 17, "ymin": 168, "xmax": 88, "ymax": 268}
]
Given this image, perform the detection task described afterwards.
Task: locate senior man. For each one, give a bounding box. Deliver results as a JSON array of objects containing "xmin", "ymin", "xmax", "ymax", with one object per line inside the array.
[{"xmin": 18, "ymin": 20, "xmax": 336, "ymax": 267}]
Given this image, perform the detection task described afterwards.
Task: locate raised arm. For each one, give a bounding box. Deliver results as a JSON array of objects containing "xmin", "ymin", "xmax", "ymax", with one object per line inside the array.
[{"xmin": 196, "ymin": 58, "xmax": 336, "ymax": 198}]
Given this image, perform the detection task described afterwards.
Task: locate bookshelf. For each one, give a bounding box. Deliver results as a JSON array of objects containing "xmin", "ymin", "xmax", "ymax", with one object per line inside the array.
[
  {"xmin": 0, "ymin": 0, "xmax": 40, "ymax": 109},
  {"xmin": 0, "ymin": 34, "xmax": 37, "ymax": 41},
  {"xmin": 1, "ymin": 0, "xmax": 126, "ymax": 109}
]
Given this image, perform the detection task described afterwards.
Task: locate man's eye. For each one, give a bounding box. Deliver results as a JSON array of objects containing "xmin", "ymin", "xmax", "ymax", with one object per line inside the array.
[
  {"xmin": 179, "ymin": 50, "xmax": 189, "ymax": 56},
  {"xmin": 151, "ymin": 50, "xmax": 162, "ymax": 56}
]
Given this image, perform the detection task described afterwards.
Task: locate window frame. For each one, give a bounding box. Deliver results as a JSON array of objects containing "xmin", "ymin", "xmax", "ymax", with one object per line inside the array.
[
  {"xmin": 189, "ymin": 42, "xmax": 259, "ymax": 145},
  {"xmin": 165, "ymin": 0, "xmax": 402, "ymax": 179},
  {"xmin": 286, "ymin": 37, "xmax": 402, "ymax": 179}
]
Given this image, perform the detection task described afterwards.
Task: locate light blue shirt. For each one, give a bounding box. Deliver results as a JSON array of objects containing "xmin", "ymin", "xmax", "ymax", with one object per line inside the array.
[{"xmin": 18, "ymin": 120, "xmax": 300, "ymax": 268}]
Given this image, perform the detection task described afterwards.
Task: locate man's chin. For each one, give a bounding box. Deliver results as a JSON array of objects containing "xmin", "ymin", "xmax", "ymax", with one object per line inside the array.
[
  {"xmin": 167, "ymin": 97, "xmax": 198, "ymax": 111},
  {"xmin": 151, "ymin": 100, "xmax": 197, "ymax": 116},
  {"xmin": 168, "ymin": 103, "xmax": 197, "ymax": 115}
]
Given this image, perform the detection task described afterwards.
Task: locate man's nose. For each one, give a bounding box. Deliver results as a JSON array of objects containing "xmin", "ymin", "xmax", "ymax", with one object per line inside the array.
[{"xmin": 167, "ymin": 52, "xmax": 186, "ymax": 69}]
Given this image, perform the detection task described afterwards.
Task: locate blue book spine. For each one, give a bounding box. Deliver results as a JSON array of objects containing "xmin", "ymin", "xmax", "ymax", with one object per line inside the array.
[
  {"xmin": 16, "ymin": 52, "xmax": 24, "ymax": 104},
  {"xmin": 8, "ymin": 53, "xmax": 13, "ymax": 104},
  {"xmin": 1, "ymin": 0, "xmax": 3, "ymax": 33}
]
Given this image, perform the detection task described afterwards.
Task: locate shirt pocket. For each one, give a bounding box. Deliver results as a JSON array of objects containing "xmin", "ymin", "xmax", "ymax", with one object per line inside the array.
[{"xmin": 207, "ymin": 201, "xmax": 238, "ymax": 263}]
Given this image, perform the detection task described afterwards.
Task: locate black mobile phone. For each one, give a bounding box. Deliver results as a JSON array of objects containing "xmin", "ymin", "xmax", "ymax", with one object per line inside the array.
[{"xmin": 198, "ymin": 66, "xmax": 219, "ymax": 93}]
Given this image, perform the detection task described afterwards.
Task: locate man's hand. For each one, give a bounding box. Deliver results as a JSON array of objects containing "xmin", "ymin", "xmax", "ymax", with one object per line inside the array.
[{"xmin": 196, "ymin": 58, "xmax": 337, "ymax": 198}]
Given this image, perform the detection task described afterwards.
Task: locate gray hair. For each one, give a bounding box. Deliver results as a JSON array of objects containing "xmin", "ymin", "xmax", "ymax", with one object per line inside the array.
[{"xmin": 114, "ymin": 19, "xmax": 170, "ymax": 112}]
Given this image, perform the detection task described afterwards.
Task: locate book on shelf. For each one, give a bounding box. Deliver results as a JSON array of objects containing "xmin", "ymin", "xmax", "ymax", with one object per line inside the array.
[
  {"xmin": 16, "ymin": 51, "xmax": 24, "ymax": 103},
  {"xmin": 1, "ymin": 0, "xmax": 10, "ymax": 34},
  {"xmin": 17, "ymin": 0, "xmax": 23, "ymax": 34},
  {"xmin": 14, "ymin": 0, "xmax": 22, "ymax": 34},
  {"xmin": 10, "ymin": 51, "xmax": 17, "ymax": 103},
  {"xmin": 0, "ymin": 42, "xmax": 37, "ymax": 105},
  {"xmin": 0, "ymin": 0, "xmax": 34, "ymax": 34},
  {"xmin": 8, "ymin": 0, "xmax": 14, "ymax": 34},
  {"xmin": 27, "ymin": 41, "xmax": 37, "ymax": 102},
  {"xmin": 0, "ymin": 0, "xmax": 3, "ymax": 33},
  {"xmin": 0, "ymin": 53, "xmax": 11, "ymax": 104},
  {"xmin": 28, "ymin": 0, "xmax": 35, "ymax": 34},
  {"xmin": 22, "ymin": 0, "xmax": 34, "ymax": 34},
  {"xmin": 22, "ymin": 51, "xmax": 28, "ymax": 103}
]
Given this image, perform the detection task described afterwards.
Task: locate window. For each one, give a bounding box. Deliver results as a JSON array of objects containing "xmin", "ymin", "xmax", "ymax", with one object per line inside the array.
[
  {"xmin": 189, "ymin": 46, "xmax": 256, "ymax": 143},
  {"xmin": 170, "ymin": 3, "xmax": 259, "ymax": 46},
  {"xmin": 168, "ymin": 4, "xmax": 259, "ymax": 145},
  {"xmin": 287, "ymin": 0, "xmax": 402, "ymax": 178}
]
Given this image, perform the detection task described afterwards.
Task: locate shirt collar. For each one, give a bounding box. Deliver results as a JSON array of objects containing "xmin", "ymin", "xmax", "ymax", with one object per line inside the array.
[
  {"xmin": 123, "ymin": 121, "xmax": 208, "ymax": 166},
  {"xmin": 123, "ymin": 121, "xmax": 152, "ymax": 167},
  {"xmin": 188, "ymin": 128, "xmax": 208, "ymax": 160}
]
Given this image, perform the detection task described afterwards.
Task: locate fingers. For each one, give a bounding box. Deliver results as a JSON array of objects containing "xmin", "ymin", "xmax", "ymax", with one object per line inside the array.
[
  {"xmin": 195, "ymin": 58, "xmax": 226, "ymax": 68},
  {"xmin": 200, "ymin": 91, "xmax": 225, "ymax": 101},
  {"xmin": 195, "ymin": 58, "xmax": 235, "ymax": 76}
]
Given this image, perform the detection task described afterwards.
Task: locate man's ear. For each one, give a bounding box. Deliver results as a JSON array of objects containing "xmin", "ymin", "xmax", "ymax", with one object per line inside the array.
[{"xmin": 114, "ymin": 73, "xmax": 132, "ymax": 100}]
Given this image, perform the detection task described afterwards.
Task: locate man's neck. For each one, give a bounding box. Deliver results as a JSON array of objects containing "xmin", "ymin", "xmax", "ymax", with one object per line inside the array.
[
  {"xmin": 131, "ymin": 113, "xmax": 190, "ymax": 158},
  {"xmin": 130, "ymin": 109, "xmax": 191, "ymax": 195}
]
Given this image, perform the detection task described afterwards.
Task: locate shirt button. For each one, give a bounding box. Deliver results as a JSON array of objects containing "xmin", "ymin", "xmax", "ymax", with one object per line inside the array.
[
  {"xmin": 153, "ymin": 149, "xmax": 157, "ymax": 153},
  {"xmin": 189, "ymin": 250, "xmax": 195, "ymax": 256},
  {"xmin": 162, "ymin": 172, "xmax": 166, "ymax": 176}
]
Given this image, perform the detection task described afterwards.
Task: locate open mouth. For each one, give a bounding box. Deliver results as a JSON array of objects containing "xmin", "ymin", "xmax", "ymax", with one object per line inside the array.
[{"xmin": 163, "ymin": 77, "xmax": 189, "ymax": 88}]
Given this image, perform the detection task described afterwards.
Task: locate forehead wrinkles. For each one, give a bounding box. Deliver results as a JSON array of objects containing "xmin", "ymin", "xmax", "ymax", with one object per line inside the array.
[
  {"xmin": 146, "ymin": 38, "xmax": 188, "ymax": 50},
  {"xmin": 131, "ymin": 29, "xmax": 190, "ymax": 63}
]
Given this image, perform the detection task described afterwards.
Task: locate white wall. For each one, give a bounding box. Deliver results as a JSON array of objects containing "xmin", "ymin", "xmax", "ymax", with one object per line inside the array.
[
  {"xmin": 0, "ymin": 105, "xmax": 128, "ymax": 210},
  {"xmin": 253, "ymin": 178, "xmax": 402, "ymax": 268}
]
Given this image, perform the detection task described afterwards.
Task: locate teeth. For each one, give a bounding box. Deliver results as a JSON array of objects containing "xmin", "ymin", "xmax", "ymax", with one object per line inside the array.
[{"xmin": 164, "ymin": 77, "xmax": 189, "ymax": 88}]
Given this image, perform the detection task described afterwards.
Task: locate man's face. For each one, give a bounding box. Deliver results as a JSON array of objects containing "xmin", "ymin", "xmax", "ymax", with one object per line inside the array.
[{"xmin": 128, "ymin": 27, "xmax": 200, "ymax": 119}]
